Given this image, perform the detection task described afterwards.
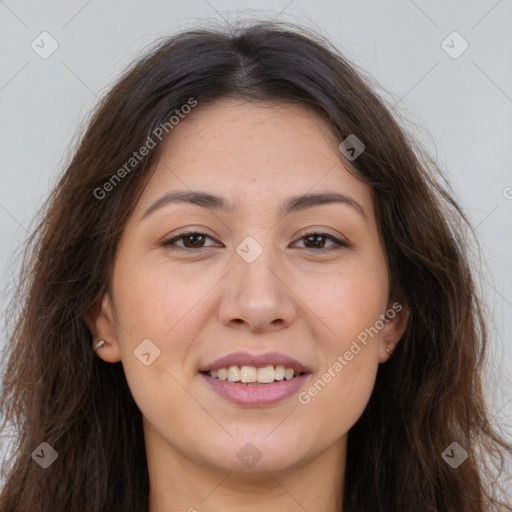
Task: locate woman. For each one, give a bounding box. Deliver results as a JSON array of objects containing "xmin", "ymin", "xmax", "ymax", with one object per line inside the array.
[{"xmin": 1, "ymin": 20, "xmax": 510, "ymax": 512}]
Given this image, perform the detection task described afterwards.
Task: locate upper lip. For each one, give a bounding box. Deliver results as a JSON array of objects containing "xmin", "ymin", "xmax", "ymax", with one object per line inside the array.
[{"xmin": 199, "ymin": 351, "xmax": 312, "ymax": 374}]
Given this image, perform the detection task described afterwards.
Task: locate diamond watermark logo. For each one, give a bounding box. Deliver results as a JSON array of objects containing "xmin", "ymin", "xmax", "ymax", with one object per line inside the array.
[
  {"xmin": 32, "ymin": 442, "xmax": 58, "ymax": 469},
  {"xmin": 134, "ymin": 338, "xmax": 161, "ymax": 366},
  {"xmin": 338, "ymin": 134, "xmax": 365, "ymax": 161},
  {"xmin": 441, "ymin": 441, "xmax": 468, "ymax": 468},
  {"xmin": 441, "ymin": 32, "xmax": 469, "ymax": 59},
  {"xmin": 236, "ymin": 236, "xmax": 263, "ymax": 264},
  {"xmin": 31, "ymin": 31, "xmax": 59, "ymax": 59},
  {"xmin": 237, "ymin": 442, "xmax": 263, "ymax": 468}
]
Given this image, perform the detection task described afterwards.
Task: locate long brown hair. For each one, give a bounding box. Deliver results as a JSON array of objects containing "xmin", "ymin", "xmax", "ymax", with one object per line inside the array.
[{"xmin": 1, "ymin": 20, "xmax": 510, "ymax": 512}]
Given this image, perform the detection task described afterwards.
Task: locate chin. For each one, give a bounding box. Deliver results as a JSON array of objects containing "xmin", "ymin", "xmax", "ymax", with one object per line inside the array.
[{"xmin": 197, "ymin": 433, "xmax": 308, "ymax": 474}]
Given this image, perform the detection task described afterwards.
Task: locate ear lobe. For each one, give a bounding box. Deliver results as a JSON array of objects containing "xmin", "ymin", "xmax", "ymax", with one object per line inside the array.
[
  {"xmin": 83, "ymin": 293, "xmax": 122, "ymax": 363},
  {"xmin": 379, "ymin": 301, "xmax": 409, "ymax": 360}
]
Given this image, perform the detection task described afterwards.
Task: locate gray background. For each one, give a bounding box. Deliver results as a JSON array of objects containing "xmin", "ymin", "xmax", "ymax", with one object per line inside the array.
[{"xmin": 1, "ymin": 0, "xmax": 511, "ymax": 486}]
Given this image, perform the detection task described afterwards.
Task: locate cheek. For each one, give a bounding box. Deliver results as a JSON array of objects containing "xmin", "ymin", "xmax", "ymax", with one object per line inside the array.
[
  {"xmin": 295, "ymin": 257, "xmax": 387, "ymax": 422},
  {"xmin": 113, "ymin": 259, "xmax": 209, "ymax": 344},
  {"xmin": 297, "ymin": 274, "xmax": 384, "ymax": 436},
  {"xmin": 112, "ymin": 264, "xmax": 203, "ymax": 426},
  {"xmin": 300, "ymin": 256, "xmax": 389, "ymax": 350},
  {"xmin": 109, "ymin": 262, "xmax": 204, "ymax": 410},
  {"xmin": 299, "ymin": 360, "xmax": 377, "ymax": 444}
]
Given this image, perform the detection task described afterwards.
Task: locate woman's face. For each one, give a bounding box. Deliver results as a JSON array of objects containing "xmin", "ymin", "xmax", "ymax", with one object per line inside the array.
[{"xmin": 92, "ymin": 99, "xmax": 406, "ymax": 475}]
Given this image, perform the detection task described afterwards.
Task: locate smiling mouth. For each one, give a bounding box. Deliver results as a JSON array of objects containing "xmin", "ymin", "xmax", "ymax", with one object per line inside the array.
[{"xmin": 200, "ymin": 365, "xmax": 308, "ymax": 385}]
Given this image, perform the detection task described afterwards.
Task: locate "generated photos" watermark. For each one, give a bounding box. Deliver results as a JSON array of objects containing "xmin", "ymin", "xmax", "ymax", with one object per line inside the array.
[
  {"xmin": 93, "ymin": 97, "xmax": 198, "ymax": 200},
  {"xmin": 298, "ymin": 302, "xmax": 402, "ymax": 405}
]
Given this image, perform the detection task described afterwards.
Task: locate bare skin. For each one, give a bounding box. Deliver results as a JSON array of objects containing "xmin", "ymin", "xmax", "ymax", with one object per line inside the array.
[{"xmin": 89, "ymin": 99, "xmax": 408, "ymax": 512}]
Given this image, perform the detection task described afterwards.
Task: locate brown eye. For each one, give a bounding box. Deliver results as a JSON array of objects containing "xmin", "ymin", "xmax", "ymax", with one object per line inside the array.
[
  {"xmin": 162, "ymin": 232, "xmax": 218, "ymax": 251},
  {"xmin": 303, "ymin": 234, "xmax": 329, "ymax": 249},
  {"xmin": 180, "ymin": 233, "xmax": 207, "ymax": 248},
  {"xmin": 293, "ymin": 231, "xmax": 349, "ymax": 251}
]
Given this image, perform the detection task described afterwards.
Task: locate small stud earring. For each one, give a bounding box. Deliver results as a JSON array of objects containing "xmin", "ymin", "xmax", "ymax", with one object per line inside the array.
[
  {"xmin": 385, "ymin": 347, "xmax": 393, "ymax": 356},
  {"xmin": 93, "ymin": 340, "xmax": 107, "ymax": 351}
]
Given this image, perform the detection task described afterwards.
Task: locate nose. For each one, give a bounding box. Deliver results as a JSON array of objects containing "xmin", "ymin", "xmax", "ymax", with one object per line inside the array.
[{"xmin": 217, "ymin": 248, "xmax": 297, "ymax": 333}]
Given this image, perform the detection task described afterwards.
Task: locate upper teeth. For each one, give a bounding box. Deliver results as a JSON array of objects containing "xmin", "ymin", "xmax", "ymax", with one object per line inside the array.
[{"xmin": 208, "ymin": 365, "xmax": 298, "ymax": 383}]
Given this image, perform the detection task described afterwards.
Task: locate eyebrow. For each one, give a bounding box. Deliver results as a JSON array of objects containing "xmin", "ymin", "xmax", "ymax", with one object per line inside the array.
[{"xmin": 140, "ymin": 189, "xmax": 368, "ymax": 223}]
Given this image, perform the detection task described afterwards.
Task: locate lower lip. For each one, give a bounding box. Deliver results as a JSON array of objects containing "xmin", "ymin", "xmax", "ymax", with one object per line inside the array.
[{"xmin": 200, "ymin": 373, "xmax": 310, "ymax": 407}]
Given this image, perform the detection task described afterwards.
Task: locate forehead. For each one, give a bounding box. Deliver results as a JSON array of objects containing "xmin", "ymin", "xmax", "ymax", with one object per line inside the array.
[
  {"xmin": 137, "ymin": 99, "xmax": 374, "ymax": 220},
  {"xmin": 161, "ymin": 98, "xmax": 340, "ymax": 171}
]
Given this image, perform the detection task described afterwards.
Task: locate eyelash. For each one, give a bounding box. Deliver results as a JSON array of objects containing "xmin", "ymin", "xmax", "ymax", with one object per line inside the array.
[{"xmin": 161, "ymin": 230, "xmax": 350, "ymax": 252}]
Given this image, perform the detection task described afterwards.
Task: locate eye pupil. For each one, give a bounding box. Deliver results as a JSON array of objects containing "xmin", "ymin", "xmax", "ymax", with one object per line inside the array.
[
  {"xmin": 184, "ymin": 234, "xmax": 205, "ymax": 248},
  {"xmin": 304, "ymin": 235, "xmax": 325, "ymax": 249}
]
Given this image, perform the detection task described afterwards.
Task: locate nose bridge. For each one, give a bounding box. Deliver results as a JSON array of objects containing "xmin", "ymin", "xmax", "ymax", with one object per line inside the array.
[
  {"xmin": 236, "ymin": 236, "xmax": 280, "ymax": 290},
  {"xmin": 218, "ymin": 234, "xmax": 296, "ymax": 330}
]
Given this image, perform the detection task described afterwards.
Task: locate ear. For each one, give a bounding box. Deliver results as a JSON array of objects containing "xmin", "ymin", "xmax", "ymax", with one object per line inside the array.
[
  {"xmin": 83, "ymin": 292, "xmax": 122, "ymax": 363},
  {"xmin": 378, "ymin": 301, "xmax": 409, "ymax": 363}
]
